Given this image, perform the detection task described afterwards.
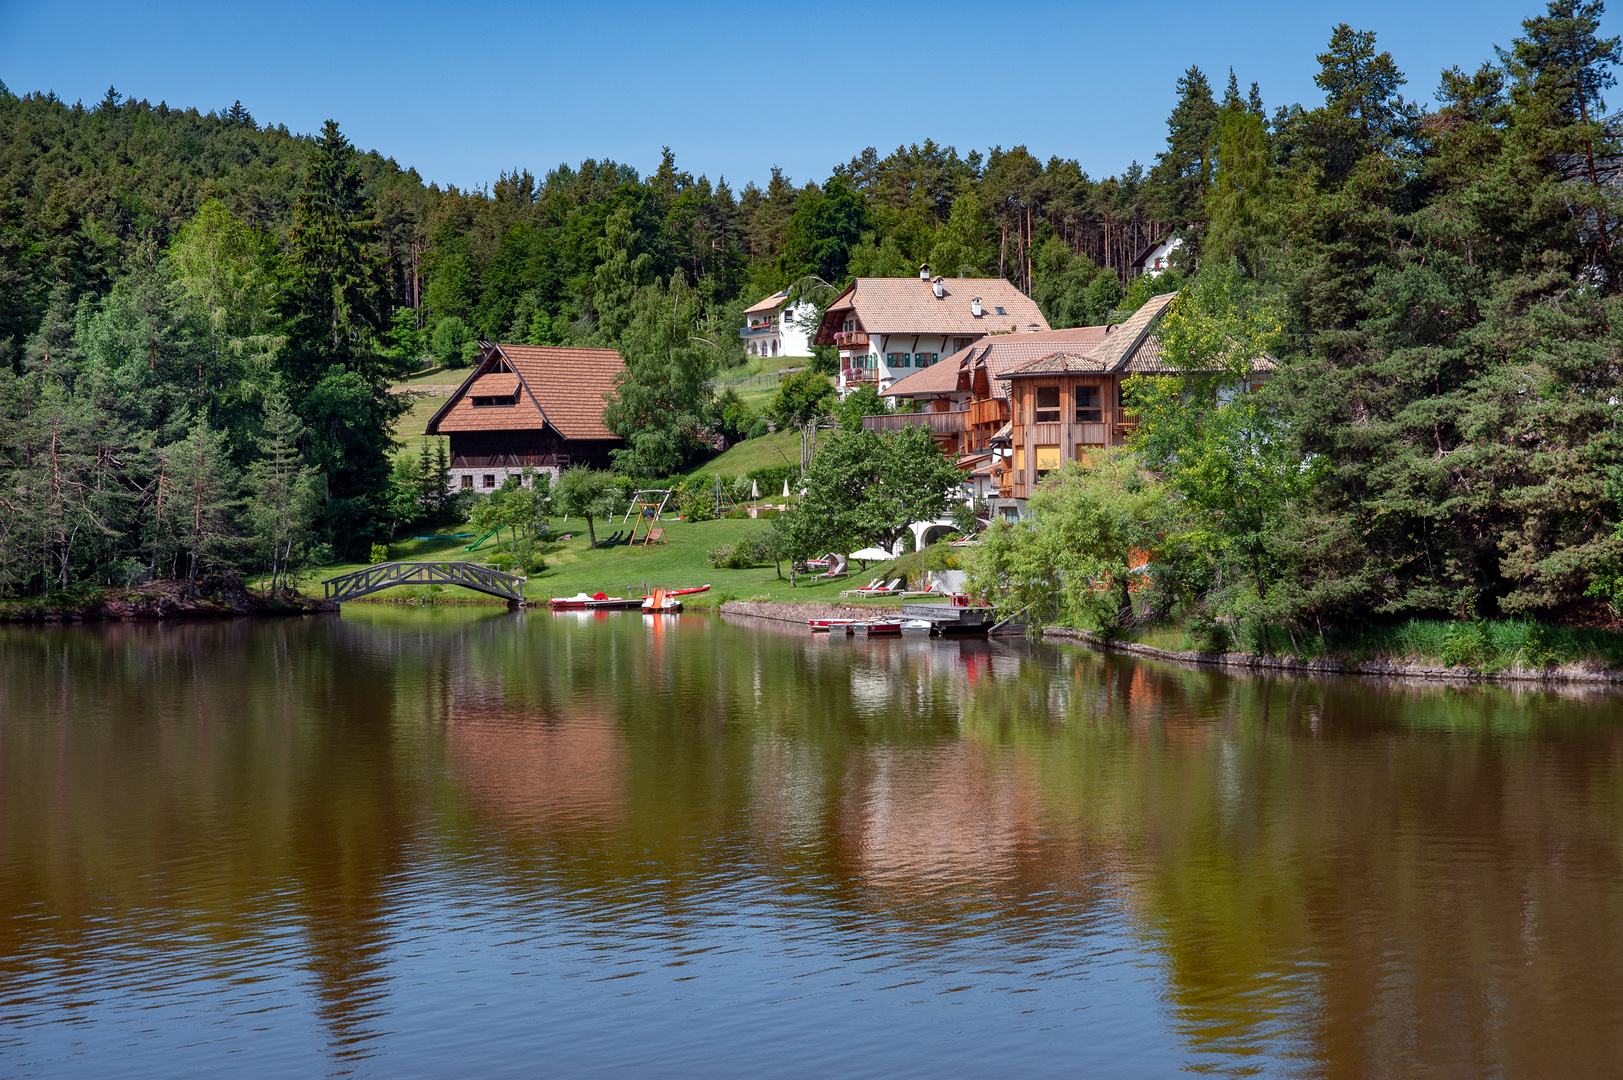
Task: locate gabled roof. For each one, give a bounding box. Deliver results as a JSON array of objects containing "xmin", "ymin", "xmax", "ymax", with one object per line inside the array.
[
  {"xmin": 817, "ymin": 277, "xmax": 1050, "ymax": 342},
  {"xmin": 1001, "ymin": 352, "xmax": 1110, "ymax": 377},
  {"xmin": 1084, "ymin": 293, "xmax": 1178, "ymax": 371},
  {"xmin": 883, "ymin": 325, "xmax": 1112, "ymax": 400},
  {"xmin": 988, "ymin": 293, "xmax": 1278, "ymax": 379},
  {"xmin": 426, "ymin": 344, "xmax": 625, "ymax": 440},
  {"xmin": 743, "ymin": 289, "xmax": 790, "ymax": 315}
]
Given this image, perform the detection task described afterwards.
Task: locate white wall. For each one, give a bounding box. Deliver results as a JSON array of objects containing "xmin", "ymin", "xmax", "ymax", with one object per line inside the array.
[{"xmin": 839, "ymin": 332, "xmax": 956, "ymax": 391}]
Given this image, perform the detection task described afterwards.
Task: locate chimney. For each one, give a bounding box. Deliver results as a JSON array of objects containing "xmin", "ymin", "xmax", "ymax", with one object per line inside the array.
[
  {"xmin": 971, "ymin": 296, "xmax": 982, "ymax": 317},
  {"xmin": 932, "ymin": 276, "xmax": 944, "ymax": 299},
  {"xmin": 918, "ymin": 263, "xmax": 930, "ymax": 281}
]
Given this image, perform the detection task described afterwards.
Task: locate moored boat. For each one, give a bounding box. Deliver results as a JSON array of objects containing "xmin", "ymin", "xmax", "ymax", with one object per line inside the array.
[
  {"xmin": 854, "ymin": 618, "xmax": 903, "ymax": 636},
  {"xmin": 550, "ymin": 592, "xmax": 643, "ymax": 611},
  {"xmin": 809, "ymin": 618, "xmax": 859, "ymax": 633}
]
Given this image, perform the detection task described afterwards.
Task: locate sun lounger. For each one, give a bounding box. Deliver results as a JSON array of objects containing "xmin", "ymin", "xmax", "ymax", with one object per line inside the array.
[{"xmin": 856, "ymin": 578, "xmax": 903, "ymax": 596}]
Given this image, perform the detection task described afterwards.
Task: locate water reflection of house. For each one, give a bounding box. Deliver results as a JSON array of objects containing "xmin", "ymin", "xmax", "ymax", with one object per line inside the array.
[{"xmin": 445, "ymin": 701, "xmax": 627, "ymax": 831}]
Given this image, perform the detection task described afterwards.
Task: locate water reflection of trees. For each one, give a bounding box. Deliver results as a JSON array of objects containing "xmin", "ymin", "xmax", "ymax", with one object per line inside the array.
[{"xmin": 6, "ymin": 613, "xmax": 1623, "ymax": 1075}]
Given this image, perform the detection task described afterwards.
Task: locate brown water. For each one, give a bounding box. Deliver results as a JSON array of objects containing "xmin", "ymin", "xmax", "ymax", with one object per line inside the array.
[{"xmin": 2, "ymin": 609, "xmax": 1622, "ymax": 1078}]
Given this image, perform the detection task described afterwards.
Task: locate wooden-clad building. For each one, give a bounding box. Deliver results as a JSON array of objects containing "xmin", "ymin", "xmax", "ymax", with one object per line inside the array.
[
  {"xmin": 996, "ymin": 293, "xmax": 1274, "ymax": 506},
  {"xmin": 863, "ymin": 292, "xmax": 1275, "ymax": 519},
  {"xmin": 425, "ymin": 342, "xmax": 624, "ymax": 492}
]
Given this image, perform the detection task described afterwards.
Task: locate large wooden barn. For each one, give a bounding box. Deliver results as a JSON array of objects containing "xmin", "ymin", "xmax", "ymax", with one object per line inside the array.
[{"xmin": 424, "ymin": 342, "xmax": 625, "ymax": 492}]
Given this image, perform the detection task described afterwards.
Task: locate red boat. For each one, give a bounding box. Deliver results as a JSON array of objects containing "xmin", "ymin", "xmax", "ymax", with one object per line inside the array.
[
  {"xmin": 549, "ymin": 592, "xmax": 642, "ymax": 611},
  {"xmin": 552, "ymin": 585, "xmax": 710, "ymax": 612}
]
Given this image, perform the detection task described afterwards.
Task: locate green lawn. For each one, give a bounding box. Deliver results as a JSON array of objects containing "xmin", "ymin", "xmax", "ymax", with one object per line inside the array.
[
  {"xmin": 679, "ymin": 428, "xmax": 801, "ymax": 484},
  {"xmin": 316, "ymin": 514, "xmax": 911, "ymax": 609}
]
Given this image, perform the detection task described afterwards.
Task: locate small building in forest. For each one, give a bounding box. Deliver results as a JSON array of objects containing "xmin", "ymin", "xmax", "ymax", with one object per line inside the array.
[{"xmin": 425, "ymin": 342, "xmax": 624, "ymax": 493}]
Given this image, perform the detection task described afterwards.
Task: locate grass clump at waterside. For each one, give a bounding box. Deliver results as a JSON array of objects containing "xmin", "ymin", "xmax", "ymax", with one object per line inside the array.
[{"xmin": 1111, "ymin": 615, "xmax": 1623, "ymax": 672}]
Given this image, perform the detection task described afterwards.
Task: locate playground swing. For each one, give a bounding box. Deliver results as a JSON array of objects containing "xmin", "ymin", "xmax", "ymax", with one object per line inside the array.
[{"xmin": 622, "ymin": 489, "xmax": 672, "ymax": 546}]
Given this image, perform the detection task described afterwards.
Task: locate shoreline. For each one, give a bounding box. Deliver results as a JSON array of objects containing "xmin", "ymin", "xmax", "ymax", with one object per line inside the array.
[
  {"xmin": 0, "ymin": 582, "xmax": 338, "ymax": 623},
  {"xmin": 1043, "ymin": 626, "xmax": 1623, "ymax": 686}
]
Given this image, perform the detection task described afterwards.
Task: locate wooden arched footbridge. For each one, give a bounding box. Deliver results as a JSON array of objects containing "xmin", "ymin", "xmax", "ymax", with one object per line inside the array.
[{"xmin": 322, "ymin": 561, "xmax": 525, "ymax": 604}]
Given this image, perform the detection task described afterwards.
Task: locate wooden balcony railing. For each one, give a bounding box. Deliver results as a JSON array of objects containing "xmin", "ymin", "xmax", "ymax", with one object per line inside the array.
[
  {"xmin": 842, "ymin": 368, "xmax": 877, "ymax": 384},
  {"xmin": 968, "ymin": 398, "xmax": 1007, "ymax": 428},
  {"xmin": 450, "ymin": 453, "xmax": 570, "ymax": 469},
  {"xmin": 834, "ymin": 330, "xmax": 870, "ymax": 347},
  {"xmin": 861, "ymin": 410, "xmax": 969, "ymax": 435}
]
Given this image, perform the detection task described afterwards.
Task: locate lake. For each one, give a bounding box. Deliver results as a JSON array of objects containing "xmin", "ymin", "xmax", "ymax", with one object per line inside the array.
[{"xmin": 2, "ymin": 609, "xmax": 1621, "ymax": 1078}]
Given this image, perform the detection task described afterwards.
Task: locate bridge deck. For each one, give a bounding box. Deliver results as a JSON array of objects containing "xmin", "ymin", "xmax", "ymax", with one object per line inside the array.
[{"xmin": 322, "ymin": 561, "xmax": 525, "ymax": 603}]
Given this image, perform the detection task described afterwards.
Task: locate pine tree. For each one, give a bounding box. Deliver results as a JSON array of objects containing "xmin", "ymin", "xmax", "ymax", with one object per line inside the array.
[
  {"xmin": 161, "ymin": 417, "xmax": 238, "ymax": 588},
  {"xmin": 244, "ymin": 390, "xmax": 319, "ymax": 592},
  {"xmin": 1151, "ymin": 67, "xmax": 1220, "ymax": 243}
]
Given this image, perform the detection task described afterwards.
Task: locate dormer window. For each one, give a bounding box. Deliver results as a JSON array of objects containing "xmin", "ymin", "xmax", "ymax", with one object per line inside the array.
[{"xmin": 471, "ymin": 393, "xmax": 518, "ymax": 407}]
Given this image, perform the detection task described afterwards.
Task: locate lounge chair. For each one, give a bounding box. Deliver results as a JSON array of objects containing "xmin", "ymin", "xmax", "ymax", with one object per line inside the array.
[
  {"xmin": 857, "ymin": 578, "xmax": 903, "ymax": 596},
  {"xmin": 840, "ymin": 577, "xmax": 884, "ymax": 598}
]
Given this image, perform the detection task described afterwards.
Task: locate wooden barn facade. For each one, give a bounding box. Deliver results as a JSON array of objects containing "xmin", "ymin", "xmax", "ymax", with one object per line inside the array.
[{"xmin": 425, "ymin": 343, "xmax": 624, "ymax": 492}]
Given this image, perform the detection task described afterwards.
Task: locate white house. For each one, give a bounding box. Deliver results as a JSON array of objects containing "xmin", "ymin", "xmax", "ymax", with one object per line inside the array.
[
  {"xmin": 740, "ymin": 289, "xmax": 815, "ymax": 359},
  {"xmin": 813, "ymin": 266, "xmax": 1050, "ymax": 395},
  {"xmin": 1131, "ymin": 235, "xmax": 1184, "ymax": 277}
]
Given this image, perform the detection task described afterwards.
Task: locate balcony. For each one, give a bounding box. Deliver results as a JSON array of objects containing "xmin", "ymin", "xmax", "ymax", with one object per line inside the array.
[
  {"xmin": 741, "ymin": 320, "xmax": 778, "ymax": 337},
  {"xmin": 968, "ymin": 398, "xmax": 1007, "ymax": 428},
  {"xmin": 842, "ymin": 367, "xmax": 877, "ymax": 385},
  {"xmin": 861, "ymin": 410, "xmax": 968, "ymax": 435},
  {"xmin": 450, "ymin": 452, "xmax": 570, "ymax": 469},
  {"xmin": 834, "ymin": 330, "xmax": 870, "ymax": 348}
]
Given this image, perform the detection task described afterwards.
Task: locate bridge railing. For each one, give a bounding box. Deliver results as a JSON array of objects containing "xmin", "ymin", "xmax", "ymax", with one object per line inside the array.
[{"xmin": 322, "ymin": 561, "xmax": 526, "ymax": 603}]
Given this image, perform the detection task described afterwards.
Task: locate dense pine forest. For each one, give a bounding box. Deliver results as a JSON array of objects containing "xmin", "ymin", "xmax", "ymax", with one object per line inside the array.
[{"xmin": 5, "ymin": 0, "xmax": 1623, "ymax": 634}]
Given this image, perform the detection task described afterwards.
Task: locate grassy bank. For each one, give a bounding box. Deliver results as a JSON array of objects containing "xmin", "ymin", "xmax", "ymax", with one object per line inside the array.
[
  {"xmin": 314, "ymin": 514, "xmax": 917, "ymax": 609},
  {"xmin": 1103, "ymin": 617, "xmax": 1623, "ymax": 672}
]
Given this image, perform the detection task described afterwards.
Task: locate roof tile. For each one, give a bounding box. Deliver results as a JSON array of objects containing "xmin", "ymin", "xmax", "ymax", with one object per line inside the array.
[{"xmin": 428, "ymin": 345, "xmax": 625, "ymax": 440}]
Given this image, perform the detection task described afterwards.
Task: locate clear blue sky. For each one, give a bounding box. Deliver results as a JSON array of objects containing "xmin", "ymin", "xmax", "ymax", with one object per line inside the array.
[{"xmin": 0, "ymin": 1, "xmax": 1594, "ymax": 192}]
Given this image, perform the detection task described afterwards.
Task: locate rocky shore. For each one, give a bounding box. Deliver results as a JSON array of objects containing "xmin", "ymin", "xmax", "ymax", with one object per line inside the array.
[
  {"xmin": 718, "ymin": 599, "xmax": 903, "ymax": 624},
  {"xmin": 0, "ymin": 576, "xmax": 337, "ymax": 623}
]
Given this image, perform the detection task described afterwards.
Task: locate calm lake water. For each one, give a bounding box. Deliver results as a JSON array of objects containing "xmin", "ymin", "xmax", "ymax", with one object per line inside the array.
[{"xmin": 3, "ymin": 610, "xmax": 1622, "ymax": 1078}]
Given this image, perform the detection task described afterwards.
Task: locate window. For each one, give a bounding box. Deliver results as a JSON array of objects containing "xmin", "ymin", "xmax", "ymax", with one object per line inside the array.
[
  {"xmin": 1014, "ymin": 447, "xmax": 1025, "ymax": 472},
  {"xmin": 886, "ymin": 352, "xmax": 897, "ymax": 366},
  {"xmin": 899, "ymin": 352, "xmax": 911, "ymax": 367},
  {"xmin": 471, "ymin": 394, "xmax": 516, "ymax": 407},
  {"xmin": 1035, "ymin": 386, "xmax": 1061, "ymax": 423},
  {"xmin": 483, "ymin": 474, "xmax": 496, "ymax": 489},
  {"xmin": 460, "ymin": 475, "xmax": 473, "ymax": 490},
  {"xmin": 1035, "ymin": 445, "xmax": 1061, "ymax": 475},
  {"xmin": 994, "ymin": 306, "xmax": 1007, "ymax": 316},
  {"xmin": 1075, "ymin": 385, "xmax": 1102, "ymax": 423},
  {"xmin": 1117, "ymin": 384, "xmax": 1128, "ymax": 409}
]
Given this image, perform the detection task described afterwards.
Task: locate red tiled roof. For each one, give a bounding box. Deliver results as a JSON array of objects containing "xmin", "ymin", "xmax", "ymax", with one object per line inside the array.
[
  {"xmin": 884, "ymin": 325, "xmax": 1113, "ymax": 400},
  {"xmin": 1001, "ymin": 352, "xmax": 1111, "ymax": 377},
  {"xmin": 469, "ymin": 373, "xmax": 520, "ymax": 396},
  {"xmin": 1087, "ymin": 293, "xmax": 1177, "ymax": 371},
  {"xmin": 427, "ymin": 344, "xmax": 625, "ymax": 440},
  {"xmin": 818, "ymin": 277, "xmax": 1050, "ymax": 341},
  {"xmin": 743, "ymin": 290, "xmax": 789, "ymax": 315}
]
